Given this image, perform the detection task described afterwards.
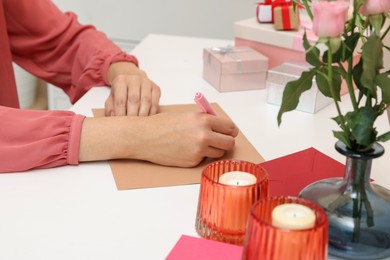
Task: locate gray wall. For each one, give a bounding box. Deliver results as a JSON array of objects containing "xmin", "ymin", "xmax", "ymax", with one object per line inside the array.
[
  {"xmin": 48, "ymin": 0, "xmax": 255, "ymax": 110},
  {"xmin": 52, "ymin": 0, "xmax": 255, "ymax": 43}
]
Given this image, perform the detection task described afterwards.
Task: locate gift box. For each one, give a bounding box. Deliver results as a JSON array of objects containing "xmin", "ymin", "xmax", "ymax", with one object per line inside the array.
[
  {"xmin": 256, "ymin": 0, "xmax": 274, "ymax": 23},
  {"xmin": 273, "ymin": 4, "xmax": 300, "ymax": 30},
  {"xmin": 234, "ymin": 18, "xmax": 354, "ymax": 95},
  {"xmin": 234, "ymin": 16, "xmax": 317, "ymax": 69},
  {"xmin": 266, "ymin": 61, "xmax": 333, "ymax": 113},
  {"xmin": 203, "ymin": 46, "xmax": 268, "ymax": 92}
]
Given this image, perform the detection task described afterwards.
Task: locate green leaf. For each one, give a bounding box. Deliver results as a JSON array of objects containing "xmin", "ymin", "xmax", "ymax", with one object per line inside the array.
[
  {"xmin": 316, "ymin": 69, "xmax": 332, "ymax": 98},
  {"xmin": 355, "ymin": 0, "xmax": 365, "ymax": 8},
  {"xmin": 361, "ymin": 34, "xmax": 383, "ymax": 96},
  {"xmin": 353, "ymin": 59, "xmax": 368, "ymax": 95},
  {"xmin": 332, "ymin": 116, "xmax": 342, "ymax": 125},
  {"xmin": 323, "ymin": 49, "xmax": 340, "ymax": 64},
  {"xmin": 342, "ymin": 32, "xmax": 360, "ymax": 62},
  {"xmin": 333, "ymin": 130, "xmax": 352, "ymax": 147},
  {"xmin": 323, "ymin": 33, "xmax": 359, "ymax": 63},
  {"xmin": 377, "ymin": 131, "xmax": 390, "ymax": 142},
  {"xmin": 331, "ymin": 66, "xmax": 342, "ymax": 101},
  {"xmin": 323, "ymin": 40, "xmax": 341, "ymax": 63},
  {"xmin": 303, "ymin": 32, "xmax": 322, "ymax": 67},
  {"xmin": 315, "ymin": 67, "xmax": 342, "ymax": 101},
  {"xmin": 345, "ymin": 108, "xmax": 377, "ymax": 147},
  {"xmin": 368, "ymin": 14, "xmax": 384, "ymax": 36},
  {"xmin": 375, "ymin": 73, "xmax": 390, "ymax": 103},
  {"xmin": 277, "ymin": 70, "xmax": 316, "ymax": 125}
]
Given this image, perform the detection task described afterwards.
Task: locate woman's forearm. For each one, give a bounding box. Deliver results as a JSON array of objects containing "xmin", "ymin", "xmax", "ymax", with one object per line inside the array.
[{"xmin": 78, "ymin": 113, "xmax": 239, "ymax": 168}]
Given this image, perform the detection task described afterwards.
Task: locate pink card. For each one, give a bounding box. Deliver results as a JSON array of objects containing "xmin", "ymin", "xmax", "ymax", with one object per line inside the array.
[
  {"xmin": 166, "ymin": 235, "xmax": 242, "ymax": 260},
  {"xmin": 259, "ymin": 147, "xmax": 345, "ymax": 197}
]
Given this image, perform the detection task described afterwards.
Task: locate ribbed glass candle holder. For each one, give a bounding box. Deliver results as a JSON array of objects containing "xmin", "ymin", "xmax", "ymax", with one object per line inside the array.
[
  {"xmin": 195, "ymin": 159, "xmax": 269, "ymax": 245},
  {"xmin": 242, "ymin": 196, "xmax": 328, "ymax": 260}
]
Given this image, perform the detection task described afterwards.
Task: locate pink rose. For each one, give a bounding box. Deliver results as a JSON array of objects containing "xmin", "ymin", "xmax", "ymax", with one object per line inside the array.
[
  {"xmin": 359, "ymin": 0, "xmax": 390, "ymax": 16},
  {"xmin": 312, "ymin": 1, "xmax": 349, "ymax": 38}
]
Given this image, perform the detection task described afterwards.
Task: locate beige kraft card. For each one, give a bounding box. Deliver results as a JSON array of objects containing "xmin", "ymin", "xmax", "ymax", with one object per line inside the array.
[{"xmin": 93, "ymin": 103, "xmax": 264, "ymax": 190}]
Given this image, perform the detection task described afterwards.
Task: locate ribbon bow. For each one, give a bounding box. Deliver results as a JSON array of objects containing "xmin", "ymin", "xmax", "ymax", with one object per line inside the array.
[
  {"xmin": 211, "ymin": 45, "xmax": 234, "ymax": 55},
  {"xmin": 257, "ymin": 0, "xmax": 293, "ymax": 23},
  {"xmin": 209, "ymin": 46, "xmax": 253, "ymax": 73}
]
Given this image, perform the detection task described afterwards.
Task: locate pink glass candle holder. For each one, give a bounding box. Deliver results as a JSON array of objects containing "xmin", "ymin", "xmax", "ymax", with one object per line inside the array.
[
  {"xmin": 242, "ymin": 196, "xmax": 328, "ymax": 260},
  {"xmin": 195, "ymin": 160, "xmax": 269, "ymax": 245}
]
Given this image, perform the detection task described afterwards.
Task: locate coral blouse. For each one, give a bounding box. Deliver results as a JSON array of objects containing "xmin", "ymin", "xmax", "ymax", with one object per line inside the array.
[{"xmin": 0, "ymin": 0, "xmax": 138, "ymax": 172}]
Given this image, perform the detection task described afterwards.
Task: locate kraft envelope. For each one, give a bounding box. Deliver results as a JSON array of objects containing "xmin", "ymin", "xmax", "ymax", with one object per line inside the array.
[
  {"xmin": 259, "ymin": 147, "xmax": 345, "ymax": 197},
  {"xmin": 166, "ymin": 235, "xmax": 242, "ymax": 260},
  {"xmin": 93, "ymin": 103, "xmax": 264, "ymax": 190}
]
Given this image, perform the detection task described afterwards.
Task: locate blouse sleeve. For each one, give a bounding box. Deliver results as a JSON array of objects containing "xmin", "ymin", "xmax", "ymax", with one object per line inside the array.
[
  {"xmin": 4, "ymin": 0, "xmax": 138, "ymax": 104},
  {"xmin": 0, "ymin": 106, "xmax": 85, "ymax": 173}
]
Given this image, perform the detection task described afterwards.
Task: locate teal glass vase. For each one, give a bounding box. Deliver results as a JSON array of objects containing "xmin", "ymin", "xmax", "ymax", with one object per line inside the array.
[{"xmin": 299, "ymin": 141, "xmax": 390, "ymax": 259}]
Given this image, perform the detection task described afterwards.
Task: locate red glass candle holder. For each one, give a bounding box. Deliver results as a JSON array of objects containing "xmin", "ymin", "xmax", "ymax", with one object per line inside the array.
[
  {"xmin": 195, "ymin": 160, "xmax": 269, "ymax": 245},
  {"xmin": 242, "ymin": 196, "xmax": 328, "ymax": 260}
]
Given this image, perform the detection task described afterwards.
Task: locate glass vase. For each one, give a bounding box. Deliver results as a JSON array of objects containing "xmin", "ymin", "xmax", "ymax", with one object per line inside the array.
[{"xmin": 299, "ymin": 141, "xmax": 390, "ymax": 259}]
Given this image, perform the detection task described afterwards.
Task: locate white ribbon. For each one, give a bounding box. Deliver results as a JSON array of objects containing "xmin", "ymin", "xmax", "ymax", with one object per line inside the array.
[{"xmin": 208, "ymin": 45, "xmax": 252, "ymax": 73}]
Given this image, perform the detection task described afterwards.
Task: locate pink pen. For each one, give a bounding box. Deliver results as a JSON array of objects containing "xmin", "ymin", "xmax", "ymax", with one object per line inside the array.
[{"xmin": 194, "ymin": 92, "xmax": 218, "ymax": 116}]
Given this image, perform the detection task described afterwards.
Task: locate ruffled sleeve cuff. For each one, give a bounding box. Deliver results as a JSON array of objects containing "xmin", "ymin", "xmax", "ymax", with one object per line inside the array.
[
  {"xmin": 0, "ymin": 106, "xmax": 86, "ymax": 172},
  {"xmin": 101, "ymin": 51, "xmax": 139, "ymax": 86},
  {"xmin": 67, "ymin": 114, "xmax": 85, "ymax": 165}
]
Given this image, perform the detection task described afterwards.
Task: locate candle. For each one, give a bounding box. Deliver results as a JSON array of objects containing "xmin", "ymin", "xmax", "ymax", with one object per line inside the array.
[
  {"xmin": 219, "ymin": 171, "xmax": 257, "ymax": 186},
  {"xmin": 272, "ymin": 203, "xmax": 316, "ymax": 230},
  {"xmin": 215, "ymin": 171, "xmax": 257, "ymax": 231}
]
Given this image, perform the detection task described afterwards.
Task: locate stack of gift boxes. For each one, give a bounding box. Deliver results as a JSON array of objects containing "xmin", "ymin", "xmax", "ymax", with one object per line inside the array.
[{"xmin": 203, "ymin": 0, "xmax": 334, "ymax": 114}]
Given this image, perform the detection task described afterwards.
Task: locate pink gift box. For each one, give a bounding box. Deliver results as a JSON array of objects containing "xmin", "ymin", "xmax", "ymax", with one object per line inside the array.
[
  {"xmin": 234, "ymin": 17, "xmax": 317, "ymax": 69},
  {"xmin": 234, "ymin": 17, "xmax": 357, "ymax": 95},
  {"xmin": 203, "ymin": 46, "xmax": 268, "ymax": 92}
]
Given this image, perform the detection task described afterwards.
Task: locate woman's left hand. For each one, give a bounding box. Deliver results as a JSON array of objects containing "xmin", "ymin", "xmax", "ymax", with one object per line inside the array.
[{"xmin": 105, "ymin": 62, "xmax": 161, "ymax": 116}]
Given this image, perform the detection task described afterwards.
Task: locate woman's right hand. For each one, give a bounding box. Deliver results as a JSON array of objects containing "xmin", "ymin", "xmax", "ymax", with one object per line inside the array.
[{"xmin": 79, "ymin": 112, "xmax": 239, "ymax": 167}]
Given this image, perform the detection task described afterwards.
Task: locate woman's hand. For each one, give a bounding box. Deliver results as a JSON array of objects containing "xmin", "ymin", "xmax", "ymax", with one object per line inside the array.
[
  {"xmin": 128, "ymin": 112, "xmax": 239, "ymax": 167},
  {"xmin": 79, "ymin": 112, "xmax": 239, "ymax": 167},
  {"xmin": 105, "ymin": 62, "xmax": 161, "ymax": 117}
]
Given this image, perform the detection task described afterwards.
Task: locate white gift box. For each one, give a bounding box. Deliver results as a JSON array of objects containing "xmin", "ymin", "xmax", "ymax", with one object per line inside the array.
[
  {"xmin": 234, "ymin": 16, "xmax": 317, "ymax": 69},
  {"xmin": 266, "ymin": 61, "xmax": 333, "ymax": 114},
  {"xmin": 257, "ymin": 5, "xmax": 273, "ymax": 23}
]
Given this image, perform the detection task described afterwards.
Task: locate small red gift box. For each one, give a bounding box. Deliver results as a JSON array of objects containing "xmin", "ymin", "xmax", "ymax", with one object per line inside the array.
[{"xmin": 274, "ymin": 2, "xmax": 300, "ymax": 30}]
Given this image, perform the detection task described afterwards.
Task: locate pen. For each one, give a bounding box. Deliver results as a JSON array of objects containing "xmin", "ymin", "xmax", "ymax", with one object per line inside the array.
[{"xmin": 194, "ymin": 92, "xmax": 218, "ymax": 116}]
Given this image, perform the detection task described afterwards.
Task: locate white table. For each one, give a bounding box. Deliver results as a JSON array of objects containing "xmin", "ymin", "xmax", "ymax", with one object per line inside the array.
[{"xmin": 0, "ymin": 34, "xmax": 389, "ymax": 260}]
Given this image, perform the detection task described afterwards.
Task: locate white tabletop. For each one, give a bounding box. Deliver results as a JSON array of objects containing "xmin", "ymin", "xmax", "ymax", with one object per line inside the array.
[{"xmin": 0, "ymin": 34, "xmax": 389, "ymax": 260}]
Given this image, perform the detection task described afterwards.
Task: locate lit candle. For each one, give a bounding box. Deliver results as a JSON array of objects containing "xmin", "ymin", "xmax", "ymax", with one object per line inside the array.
[
  {"xmin": 216, "ymin": 171, "xmax": 258, "ymax": 232},
  {"xmin": 272, "ymin": 203, "xmax": 316, "ymax": 230},
  {"xmin": 219, "ymin": 171, "xmax": 257, "ymax": 186}
]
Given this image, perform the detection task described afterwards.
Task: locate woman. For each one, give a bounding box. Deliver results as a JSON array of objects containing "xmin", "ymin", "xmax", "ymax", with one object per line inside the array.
[{"xmin": 0, "ymin": 0, "xmax": 238, "ymax": 172}]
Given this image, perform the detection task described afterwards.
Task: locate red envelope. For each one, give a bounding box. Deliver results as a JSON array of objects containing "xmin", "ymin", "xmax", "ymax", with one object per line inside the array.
[
  {"xmin": 259, "ymin": 147, "xmax": 345, "ymax": 197},
  {"xmin": 166, "ymin": 235, "xmax": 242, "ymax": 260}
]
